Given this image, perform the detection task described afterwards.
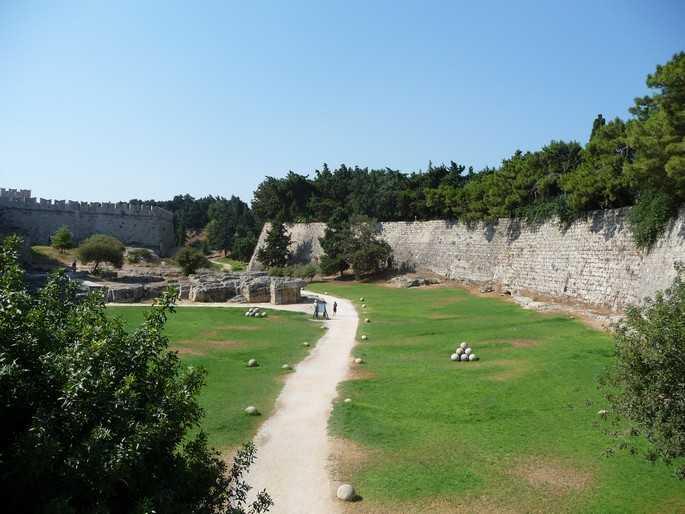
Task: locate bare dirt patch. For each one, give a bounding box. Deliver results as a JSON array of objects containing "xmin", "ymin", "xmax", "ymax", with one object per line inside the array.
[
  {"xmin": 483, "ymin": 338, "xmax": 539, "ymax": 349},
  {"xmin": 176, "ymin": 339, "xmax": 243, "ymax": 352},
  {"xmin": 512, "ymin": 458, "xmax": 593, "ymax": 494},
  {"xmin": 328, "ymin": 437, "xmax": 373, "ymax": 484},
  {"xmin": 170, "ymin": 346, "xmax": 206, "ymax": 356},
  {"xmin": 483, "ymin": 359, "xmax": 531, "ymax": 382},
  {"xmin": 348, "ymin": 365, "xmax": 377, "ymax": 381}
]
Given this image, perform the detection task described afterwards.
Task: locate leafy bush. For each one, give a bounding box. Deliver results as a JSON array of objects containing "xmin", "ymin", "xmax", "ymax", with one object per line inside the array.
[
  {"xmin": 267, "ymin": 266, "xmax": 285, "ymax": 277},
  {"xmin": 76, "ymin": 234, "xmax": 125, "ymax": 272},
  {"xmin": 126, "ymin": 247, "xmax": 156, "ymax": 264},
  {"xmin": 232, "ymin": 235, "xmax": 258, "ymax": 262},
  {"xmin": 293, "ymin": 263, "xmax": 318, "ymax": 281},
  {"xmin": 601, "ymin": 264, "xmax": 685, "ymax": 479},
  {"xmin": 0, "ymin": 235, "xmax": 272, "ymax": 513},
  {"xmin": 176, "ymin": 247, "xmax": 210, "ymax": 275},
  {"xmin": 627, "ymin": 191, "xmax": 678, "ymax": 248},
  {"xmin": 51, "ymin": 225, "xmax": 73, "ymax": 252}
]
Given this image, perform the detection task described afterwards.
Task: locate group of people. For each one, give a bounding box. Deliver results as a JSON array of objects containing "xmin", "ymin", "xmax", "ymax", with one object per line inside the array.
[{"xmin": 313, "ymin": 298, "xmax": 337, "ymax": 319}]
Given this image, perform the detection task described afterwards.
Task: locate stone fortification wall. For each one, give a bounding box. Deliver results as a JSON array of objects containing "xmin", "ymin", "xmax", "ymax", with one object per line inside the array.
[
  {"xmin": 249, "ymin": 208, "xmax": 685, "ymax": 310},
  {"xmin": 0, "ymin": 188, "xmax": 176, "ymax": 256}
]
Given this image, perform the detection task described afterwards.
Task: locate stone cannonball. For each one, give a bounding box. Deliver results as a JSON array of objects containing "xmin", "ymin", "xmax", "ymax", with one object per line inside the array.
[
  {"xmin": 303, "ymin": 341, "xmax": 310, "ymax": 347},
  {"xmin": 344, "ymin": 398, "xmax": 352, "ymax": 404},
  {"xmin": 337, "ymin": 483, "xmax": 356, "ymax": 501},
  {"xmin": 244, "ymin": 406, "xmax": 259, "ymax": 416},
  {"xmin": 354, "ymin": 357, "xmax": 364, "ymax": 364},
  {"xmin": 365, "ymin": 318, "xmax": 370, "ymax": 323},
  {"xmin": 247, "ymin": 358, "xmax": 258, "ymax": 367},
  {"xmin": 460, "ymin": 342, "xmax": 468, "ymax": 349},
  {"xmin": 460, "ymin": 354, "xmax": 469, "ymax": 361},
  {"xmin": 361, "ymin": 335, "xmax": 368, "ymax": 341},
  {"xmin": 260, "ymin": 312, "xmax": 267, "ymax": 317},
  {"xmin": 450, "ymin": 353, "xmax": 459, "ymax": 361},
  {"xmin": 362, "ymin": 304, "xmax": 367, "ymax": 309},
  {"xmin": 359, "ymin": 297, "xmax": 365, "ymax": 301},
  {"xmin": 468, "ymin": 354, "xmax": 478, "ymax": 361},
  {"xmin": 465, "ymin": 347, "xmax": 472, "ymax": 355},
  {"xmin": 282, "ymin": 364, "xmax": 291, "ymax": 370},
  {"xmin": 456, "ymin": 348, "xmax": 464, "ymax": 355}
]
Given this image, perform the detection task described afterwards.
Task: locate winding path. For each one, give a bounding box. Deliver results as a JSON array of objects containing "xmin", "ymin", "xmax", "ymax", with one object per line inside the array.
[{"xmin": 245, "ymin": 292, "xmax": 357, "ymax": 514}]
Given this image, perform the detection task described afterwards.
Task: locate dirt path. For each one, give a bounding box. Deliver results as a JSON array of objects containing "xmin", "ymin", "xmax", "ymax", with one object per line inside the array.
[
  {"xmin": 244, "ymin": 292, "xmax": 357, "ymax": 514},
  {"xmin": 111, "ymin": 292, "xmax": 358, "ymax": 512}
]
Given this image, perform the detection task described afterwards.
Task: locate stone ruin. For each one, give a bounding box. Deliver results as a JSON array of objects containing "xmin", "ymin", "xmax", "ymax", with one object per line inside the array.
[{"xmin": 80, "ymin": 269, "xmax": 306, "ymax": 305}]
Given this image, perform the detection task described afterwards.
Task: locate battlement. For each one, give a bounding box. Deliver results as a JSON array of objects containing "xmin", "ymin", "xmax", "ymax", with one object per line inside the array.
[{"xmin": 0, "ymin": 189, "xmax": 173, "ymax": 220}]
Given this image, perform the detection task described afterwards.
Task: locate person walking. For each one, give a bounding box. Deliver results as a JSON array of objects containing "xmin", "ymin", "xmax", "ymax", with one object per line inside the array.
[
  {"xmin": 313, "ymin": 300, "xmax": 319, "ymax": 319},
  {"xmin": 333, "ymin": 301, "xmax": 338, "ymax": 317},
  {"xmin": 322, "ymin": 301, "xmax": 329, "ymax": 320}
]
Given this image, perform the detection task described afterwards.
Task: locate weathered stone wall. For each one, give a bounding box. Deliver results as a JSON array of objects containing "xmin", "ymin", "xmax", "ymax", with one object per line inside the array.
[
  {"xmin": 0, "ymin": 188, "xmax": 176, "ymax": 256},
  {"xmin": 249, "ymin": 208, "xmax": 685, "ymax": 310}
]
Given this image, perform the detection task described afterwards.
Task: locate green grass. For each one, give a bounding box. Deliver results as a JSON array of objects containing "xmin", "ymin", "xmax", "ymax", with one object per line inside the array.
[
  {"xmin": 214, "ymin": 257, "xmax": 247, "ymax": 271},
  {"xmin": 109, "ymin": 306, "xmax": 321, "ymax": 450},
  {"xmin": 31, "ymin": 245, "xmax": 77, "ymax": 268},
  {"xmin": 308, "ymin": 282, "xmax": 685, "ymax": 513}
]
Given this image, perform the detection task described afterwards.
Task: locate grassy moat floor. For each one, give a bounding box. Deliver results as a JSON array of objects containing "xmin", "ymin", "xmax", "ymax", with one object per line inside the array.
[
  {"xmin": 109, "ymin": 306, "xmax": 321, "ymax": 451},
  {"xmin": 308, "ymin": 282, "xmax": 685, "ymax": 513}
]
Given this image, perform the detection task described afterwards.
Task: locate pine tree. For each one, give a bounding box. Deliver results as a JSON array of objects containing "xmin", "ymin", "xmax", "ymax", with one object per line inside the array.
[{"xmin": 257, "ymin": 221, "xmax": 291, "ymax": 268}]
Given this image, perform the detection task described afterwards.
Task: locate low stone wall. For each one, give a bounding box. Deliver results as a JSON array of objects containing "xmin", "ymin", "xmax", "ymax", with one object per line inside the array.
[{"xmin": 249, "ymin": 208, "xmax": 685, "ymax": 310}]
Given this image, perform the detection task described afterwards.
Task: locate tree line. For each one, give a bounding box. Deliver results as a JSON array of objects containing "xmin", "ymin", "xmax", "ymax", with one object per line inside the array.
[
  {"xmin": 130, "ymin": 195, "xmax": 259, "ymax": 261},
  {"xmin": 251, "ymin": 53, "xmax": 685, "ymax": 248}
]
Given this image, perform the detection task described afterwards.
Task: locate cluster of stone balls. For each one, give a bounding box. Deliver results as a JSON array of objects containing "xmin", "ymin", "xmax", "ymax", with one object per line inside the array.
[
  {"xmin": 451, "ymin": 342, "xmax": 479, "ymax": 362},
  {"xmin": 245, "ymin": 307, "xmax": 267, "ymax": 318}
]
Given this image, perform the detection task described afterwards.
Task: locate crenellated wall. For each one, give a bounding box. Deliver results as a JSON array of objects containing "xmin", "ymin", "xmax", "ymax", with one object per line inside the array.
[
  {"xmin": 249, "ymin": 208, "xmax": 685, "ymax": 310},
  {"xmin": 0, "ymin": 189, "xmax": 176, "ymax": 256}
]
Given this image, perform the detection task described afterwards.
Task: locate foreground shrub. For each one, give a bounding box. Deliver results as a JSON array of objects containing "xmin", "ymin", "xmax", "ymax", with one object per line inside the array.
[
  {"xmin": 176, "ymin": 246, "xmax": 210, "ymax": 275},
  {"xmin": 0, "ymin": 236, "xmax": 272, "ymax": 513},
  {"xmin": 601, "ymin": 264, "xmax": 685, "ymax": 479},
  {"xmin": 76, "ymin": 234, "xmax": 125, "ymax": 272}
]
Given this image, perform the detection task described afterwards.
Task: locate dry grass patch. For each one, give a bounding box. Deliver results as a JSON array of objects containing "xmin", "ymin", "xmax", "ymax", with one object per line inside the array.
[
  {"xmin": 328, "ymin": 437, "xmax": 374, "ymax": 483},
  {"xmin": 176, "ymin": 339, "xmax": 244, "ymax": 352},
  {"xmin": 170, "ymin": 346, "xmax": 206, "ymax": 356},
  {"xmin": 512, "ymin": 457, "xmax": 593, "ymax": 495},
  {"xmin": 348, "ymin": 366, "xmax": 377, "ymax": 381},
  {"xmin": 483, "ymin": 359, "xmax": 531, "ymax": 382}
]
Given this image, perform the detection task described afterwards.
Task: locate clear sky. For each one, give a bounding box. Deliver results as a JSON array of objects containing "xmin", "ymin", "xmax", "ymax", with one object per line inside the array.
[{"xmin": 1, "ymin": 1, "xmax": 684, "ymax": 203}]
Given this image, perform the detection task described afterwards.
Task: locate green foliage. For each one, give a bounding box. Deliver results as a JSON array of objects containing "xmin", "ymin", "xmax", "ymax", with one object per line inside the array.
[
  {"xmin": 232, "ymin": 234, "xmax": 258, "ymax": 262},
  {"xmin": 318, "ymin": 209, "xmax": 351, "ymax": 276},
  {"xmin": 0, "ymin": 236, "xmax": 272, "ymax": 513},
  {"xmin": 601, "ymin": 266, "xmax": 685, "ymax": 479},
  {"xmin": 206, "ymin": 196, "xmax": 256, "ymax": 256},
  {"xmin": 318, "ymin": 215, "xmax": 392, "ymax": 278},
  {"xmin": 126, "ymin": 247, "xmax": 156, "ymax": 264},
  {"xmin": 257, "ymin": 222, "xmax": 291, "ymax": 268},
  {"xmin": 267, "ymin": 264, "xmax": 318, "ymax": 281},
  {"xmin": 51, "ymin": 225, "xmax": 73, "ymax": 252},
  {"xmin": 627, "ymin": 190, "xmax": 678, "ymax": 248},
  {"xmin": 176, "ymin": 247, "xmax": 210, "ymax": 275},
  {"xmin": 345, "ymin": 217, "xmax": 393, "ymax": 278},
  {"xmin": 562, "ymin": 118, "xmax": 634, "ymax": 212},
  {"xmin": 626, "ymin": 52, "xmax": 685, "ymax": 199},
  {"xmin": 76, "ymin": 234, "xmax": 125, "ymax": 272}
]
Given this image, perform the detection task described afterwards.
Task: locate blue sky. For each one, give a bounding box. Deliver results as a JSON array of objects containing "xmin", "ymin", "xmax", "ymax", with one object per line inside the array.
[{"xmin": 1, "ymin": 1, "xmax": 684, "ymax": 203}]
